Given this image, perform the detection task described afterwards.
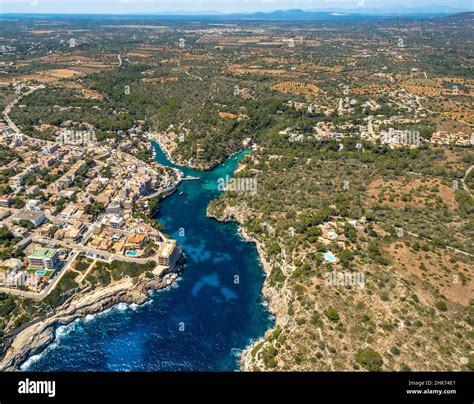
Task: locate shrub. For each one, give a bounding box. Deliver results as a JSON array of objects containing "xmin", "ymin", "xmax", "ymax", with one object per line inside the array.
[
  {"xmin": 75, "ymin": 261, "xmax": 90, "ymax": 271},
  {"xmin": 390, "ymin": 346, "xmax": 400, "ymax": 356},
  {"xmin": 356, "ymin": 347, "xmax": 383, "ymax": 371},
  {"xmin": 468, "ymin": 357, "xmax": 474, "ymax": 371},
  {"xmin": 325, "ymin": 307, "xmax": 340, "ymax": 322},
  {"xmin": 435, "ymin": 300, "xmax": 447, "ymax": 311}
]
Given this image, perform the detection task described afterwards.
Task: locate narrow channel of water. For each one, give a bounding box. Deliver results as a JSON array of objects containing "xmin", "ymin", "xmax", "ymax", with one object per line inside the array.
[{"xmin": 23, "ymin": 144, "xmax": 272, "ymax": 371}]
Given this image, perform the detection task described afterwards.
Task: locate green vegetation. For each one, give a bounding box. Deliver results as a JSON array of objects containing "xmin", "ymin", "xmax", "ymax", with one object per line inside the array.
[
  {"xmin": 356, "ymin": 347, "xmax": 384, "ymax": 371},
  {"xmin": 325, "ymin": 308, "xmax": 340, "ymax": 323},
  {"xmin": 0, "ymin": 13, "xmax": 472, "ymax": 372},
  {"xmin": 44, "ymin": 272, "xmax": 79, "ymax": 306},
  {"xmin": 85, "ymin": 260, "xmax": 155, "ymax": 287}
]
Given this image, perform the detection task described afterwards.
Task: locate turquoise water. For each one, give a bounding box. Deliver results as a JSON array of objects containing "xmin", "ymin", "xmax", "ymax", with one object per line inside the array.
[
  {"xmin": 323, "ymin": 252, "xmax": 338, "ymax": 263},
  {"xmin": 22, "ymin": 144, "xmax": 272, "ymax": 371},
  {"xmin": 35, "ymin": 270, "xmax": 46, "ymax": 276},
  {"xmin": 126, "ymin": 251, "xmax": 138, "ymax": 257}
]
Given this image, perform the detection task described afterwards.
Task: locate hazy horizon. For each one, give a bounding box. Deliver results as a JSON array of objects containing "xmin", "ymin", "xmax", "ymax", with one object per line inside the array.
[{"xmin": 0, "ymin": 0, "xmax": 472, "ymax": 15}]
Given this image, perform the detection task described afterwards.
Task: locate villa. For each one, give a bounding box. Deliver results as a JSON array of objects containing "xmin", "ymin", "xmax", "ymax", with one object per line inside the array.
[{"xmin": 125, "ymin": 233, "xmax": 148, "ymax": 249}]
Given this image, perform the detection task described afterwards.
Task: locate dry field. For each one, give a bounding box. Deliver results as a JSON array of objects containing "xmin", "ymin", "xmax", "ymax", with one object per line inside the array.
[
  {"xmin": 442, "ymin": 110, "xmax": 474, "ymax": 124},
  {"xmin": 218, "ymin": 112, "xmax": 248, "ymax": 120},
  {"xmin": 44, "ymin": 55, "xmax": 94, "ymax": 63},
  {"xmin": 226, "ymin": 65, "xmax": 307, "ymax": 78},
  {"xmin": 0, "ymin": 61, "xmax": 110, "ymax": 86},
  {"xmin": 271, "ymin": 81, "xmax": 321, "ymax": 96},
  {"xmin": 366, "ymin": 177, "xmax": 458, "ymax": 211},
  {"xmin": 384, "ymin": 241, "xmax": 473, "ymax": 306},
  {"xmin": 300, "ymin": 63, "xmax": 344, "ymax": 74},
  {"xmin": 433, "ymin": 116, "xmax": 472, "ymax": 136},
  {"xmin": 142, "ymin": 77, "xmax": 179, "ymax": 84},
  {"xmin": 54, "ymin": 81, "xmax": 104, "ymax": 99}
]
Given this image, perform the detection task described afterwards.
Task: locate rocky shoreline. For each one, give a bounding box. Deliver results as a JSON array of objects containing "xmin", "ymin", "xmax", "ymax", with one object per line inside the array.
[
  {"xmin": 156, "ymin": 138, "xmax": 277, "ymax": 371},
  {"xmin": 2, "ymin": 142, "xmax": 277, "ymax": 372},
  {"xmin": 0, "ymin": 145, "xmax": 186, "ymax": 371},
  {"xmin": 206, "ymin": 204, "xmax": 288, "ymax": 372},
  {"xmin": 151, "ymin": 133, "xmax": 236, "ymax": 171},
  {"xmin": 0, "ymin": 273, "xmax": 178, "ymax": 371},
  {"xmin": 151, "ymin": 133, "xmax": 213, "ymax": 170}
]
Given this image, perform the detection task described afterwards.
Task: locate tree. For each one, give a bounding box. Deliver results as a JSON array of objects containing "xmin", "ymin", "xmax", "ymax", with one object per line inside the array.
[
  {"xmin": 85, "ymin": 202, "xmax": 105, "ymax": 219},
  {"xmin": 0, "ymin": 226, "xmax": 14, "ymax": 245},
  {"xmin": 344, "ymin": 223, "xmax": 357, "ymax": 243}
]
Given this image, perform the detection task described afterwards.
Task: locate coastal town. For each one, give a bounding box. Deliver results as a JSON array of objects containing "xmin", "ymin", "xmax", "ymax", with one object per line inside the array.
[
  {"xmin": 0, "ymin": 94, "xmax": 182, "ymax": 300},
  {"xmin": 0, "ymin": 9, "xmax": 472, "ymax": 377}
]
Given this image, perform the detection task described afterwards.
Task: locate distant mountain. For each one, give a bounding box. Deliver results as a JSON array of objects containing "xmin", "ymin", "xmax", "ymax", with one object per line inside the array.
[
  {"xmin": 218, "ymin": 9, "xmax": 451, "ymax": 21},
  {"xmin": 151, "ymin": 8, "xmax": 469, "ymax": 21},
  {"xmin": 3, "ymin": 8, "xmax": 472, "ymax": 21},
  {"xmin": 429, "ymin": 11, "xmax": 474, "ymax": 22}
]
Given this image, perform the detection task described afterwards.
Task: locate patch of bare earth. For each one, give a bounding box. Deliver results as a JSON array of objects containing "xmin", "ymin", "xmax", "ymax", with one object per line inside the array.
[
  {"xmin": 384, "ymin": 241, "xmax": 473, "ymax": 306},
  {"xmin": 366, "ymin": 177, "xmax": 457, "ymax": 211}
]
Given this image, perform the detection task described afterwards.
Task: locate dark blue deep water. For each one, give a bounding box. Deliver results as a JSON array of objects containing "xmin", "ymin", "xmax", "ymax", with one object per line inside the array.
[{"xmin": 23, "ymin": 144, "xmax": 272, "ymax": 371}]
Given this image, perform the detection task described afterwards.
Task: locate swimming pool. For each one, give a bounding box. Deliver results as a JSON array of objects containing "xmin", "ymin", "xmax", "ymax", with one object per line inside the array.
[
  {"xmin": 126, "ymin": 251, "xmax": 138, "ymax": 257},
  {"xmin": 323, "ymin": 252, "xmax": 338, "ymax": 263},
  {"xmin": 35, "ymin": 270, "xmax": 46, "ymax": 276}
]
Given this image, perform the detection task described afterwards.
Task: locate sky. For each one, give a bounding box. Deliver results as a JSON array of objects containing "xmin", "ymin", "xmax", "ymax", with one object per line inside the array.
[{"xmin": 0, "ymin": 0, "xmax": 472, "ymax": 14}]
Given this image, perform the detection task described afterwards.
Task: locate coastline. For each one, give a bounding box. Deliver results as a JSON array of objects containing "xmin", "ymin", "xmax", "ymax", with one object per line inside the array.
[
  {"xmin": 0, "ymin": 154, "xmax": 184, "ymax": 372},
  {"xmin": 154, "ymin": 139, "xmax": 275, "ymax": 371},
  {"xmin": 206, "ymin": 204, "xmax": 287, "ymax": 372},
  {"xmin": 158, "ymin": 138, "xmax": 275, "ymax": 371},
  {"xmin": 151, "ymin": 134, "xmax": 184, "ymax": 167},
  {"xmin": 1, "ymin": 142, "xmax": 271, "ymax": 372},
  {"xmin": 0, "ymin": 273, "xmax": 178, "ymax": 371},
  {"xmin": 151, "ymin": 133, "xmax": 210, "ymax": 170},
  {"xmin": 152, "ymin": 134, "xmax": 248, "ymax": 171}
]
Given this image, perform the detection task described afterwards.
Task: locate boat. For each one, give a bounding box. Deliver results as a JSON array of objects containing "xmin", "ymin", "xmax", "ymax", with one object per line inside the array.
[{"xmin": 179, "ymin": 191, "xmax": 184, "ymax": 196}]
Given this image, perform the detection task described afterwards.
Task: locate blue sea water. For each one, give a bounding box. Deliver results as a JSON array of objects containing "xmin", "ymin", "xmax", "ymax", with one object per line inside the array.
[{"xmin": 23, "ymin": 144, "xmax": 272, "ymax": 371}]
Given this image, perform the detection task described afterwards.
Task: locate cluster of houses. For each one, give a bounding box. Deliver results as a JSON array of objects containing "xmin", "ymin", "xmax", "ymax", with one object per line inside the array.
[
  {"xmin": 0, "ymin": 246, "xmax": 62, "ymax": 291},
  {"xmin": 0, "ymin": 118, "xmax": 182, "ymax": 295},
  {"xmin": 430, "ymin": 131, "xmax": 473, "ymax": 146}
]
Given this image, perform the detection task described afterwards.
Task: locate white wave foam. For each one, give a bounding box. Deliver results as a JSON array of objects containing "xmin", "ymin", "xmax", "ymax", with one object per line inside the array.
[
  {"xmin": 84, "ymin": 313, "xmax": 97, "ymax": 323},
  {"xmin": 20, "ymin": 353, "xmax": 43, "ymax": 370},
  {"xmin": 116, "ymin": 302, "xmax": 129, "ymax": 311},
  {"xmin": 20, "ymin": 342, "xmax": 58, "ymax": 371},
  {"xmin": 231, "ymin": 347, "xmax": 241, "ymax": 358},
  {"xmin": 150, "ymin": 279, "xmax": 180, "ymax": 296},
  {"xmin": 55, "ymin": 319, "xmax": 79, "ymax": 339}
]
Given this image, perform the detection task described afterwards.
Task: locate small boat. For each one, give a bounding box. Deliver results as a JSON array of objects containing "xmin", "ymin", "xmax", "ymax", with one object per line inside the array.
[{"xmin": 179, "ymin": 191, "xmax": 184, "ymax": 196}]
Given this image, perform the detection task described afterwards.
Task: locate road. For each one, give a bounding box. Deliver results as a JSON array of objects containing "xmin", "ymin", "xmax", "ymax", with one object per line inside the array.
[
  {"xmin": 461, "ymin": 165, "xmax": 473, "ymax": 196},
  {"xmin": 31, "ymin": 235, "xmax": 165, "ymax": 265},
  {"xmin": 3, "ymin": 84, "xmax": 47, "ymax": 143},
  {"xmin": 403, "ymin": 230, "xmax": 473, "ymax": 258}
]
